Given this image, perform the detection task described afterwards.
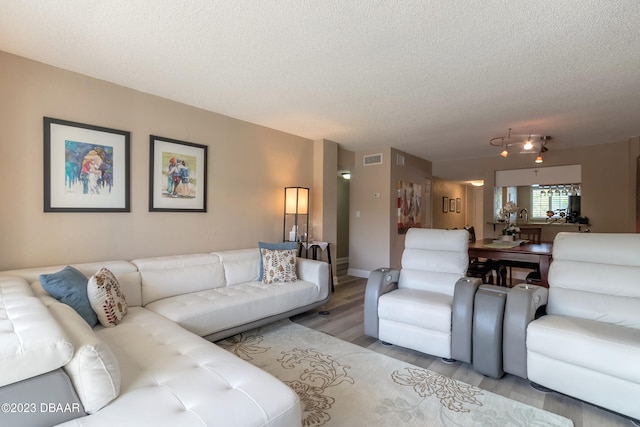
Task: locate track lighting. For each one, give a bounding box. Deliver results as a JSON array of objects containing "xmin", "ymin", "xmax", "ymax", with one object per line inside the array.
[{"xmin": 489, "ymin": 129, "xmax": 551, "ymax": 164}]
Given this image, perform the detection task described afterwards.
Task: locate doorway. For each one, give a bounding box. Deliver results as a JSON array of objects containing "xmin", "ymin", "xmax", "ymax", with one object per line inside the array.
[{"xmin": 336, "ymin": 171, "xmax": 350, "ymax": 276}]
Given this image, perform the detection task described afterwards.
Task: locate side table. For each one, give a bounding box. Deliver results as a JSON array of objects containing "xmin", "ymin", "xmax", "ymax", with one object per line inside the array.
[{"xmin": 299, "ymin": 241, "xmax": 335, "ymax": 293}]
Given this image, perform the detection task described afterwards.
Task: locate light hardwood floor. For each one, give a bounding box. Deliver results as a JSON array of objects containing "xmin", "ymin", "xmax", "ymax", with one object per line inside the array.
[{"xmin": 291, "ymin": 276, "xmax": 635, "ymax": 427}]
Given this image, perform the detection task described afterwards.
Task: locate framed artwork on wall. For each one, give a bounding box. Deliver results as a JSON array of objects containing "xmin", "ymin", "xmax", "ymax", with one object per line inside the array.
[
  {"xmin": 149, "ymin": 135, "xmax": 208, "ymax": 212},
  {"xmin": 449, "ymin": 198, "xmax": 456, "ymax": 213},
  {"xmin": 456, "ymin": 198, "xmax": 462, "ymax": 213},
  {"xmin": 443, "ymin": 196, "xmax": 449, "ymax": 213},
  {"xmin": 397, "ymin": 180, "xmax": 422, "ymax": 234},
  {"xmin": 43, "ymin": 117, "xmax": 130, "ymax": 212}
]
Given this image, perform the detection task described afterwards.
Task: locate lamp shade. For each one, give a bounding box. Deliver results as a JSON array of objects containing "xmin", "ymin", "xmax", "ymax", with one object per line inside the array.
[{"xmin": 285, "ymin": 187, "xmax": 309, "ymax": 215}]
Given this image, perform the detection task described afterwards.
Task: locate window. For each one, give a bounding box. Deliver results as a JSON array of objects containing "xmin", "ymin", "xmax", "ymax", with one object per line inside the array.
[{"xmin": 531, "ymin": 188, "xmax": 569, "ymax": 218}]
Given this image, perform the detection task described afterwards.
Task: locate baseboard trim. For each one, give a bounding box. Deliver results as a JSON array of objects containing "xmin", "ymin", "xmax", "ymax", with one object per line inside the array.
[{"xmin": 347, "ymin": 268, "xmax": 370, "ymax": 278}]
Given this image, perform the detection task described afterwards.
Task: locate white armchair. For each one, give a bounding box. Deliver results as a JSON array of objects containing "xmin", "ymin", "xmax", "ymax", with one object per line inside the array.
[
  {"xmin": 364, "ymin": 228, "xmax": 480, "ymax": 361},
  {"xmin": 525, "ymin": 232, "xmax": 640, "ymax": 421}
]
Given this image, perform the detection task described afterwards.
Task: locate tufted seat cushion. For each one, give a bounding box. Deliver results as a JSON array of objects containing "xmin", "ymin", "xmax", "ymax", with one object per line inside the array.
[
  {"xmin": 0, "ymin": 277, "xmax": 74, "ymax": 387},
  {"xmin": 145, "ymin": 280, "xmax": 320, "ymax": 338},
  {"xmin": 57, "ymin": 307, "xmax": 300, "ymax": 427}
]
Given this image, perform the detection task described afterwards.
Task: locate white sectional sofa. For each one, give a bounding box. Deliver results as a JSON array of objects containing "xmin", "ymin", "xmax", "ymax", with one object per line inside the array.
[{"xmin": 0, "ymin": 248, "xmax": 331, "ymax": 427}]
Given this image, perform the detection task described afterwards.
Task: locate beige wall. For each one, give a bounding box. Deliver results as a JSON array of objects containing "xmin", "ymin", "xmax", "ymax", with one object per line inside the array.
[
  {"xmin": 349, "ymin": 148, "xmax": 431, "ymax": 273},
  {"xmin": 433, "ymin": 138, "xmax": 640, "ymax": 241},
  {"xmin": 349, "ymin": 148, "xmax": 391, "ymax": 274},
  {"xmin": 389, "ymin": 149, "xmax": 432, "ymax": 269},
  {"xmin": 0, "ymin": 51, "xmax": 320, "ymax": 270},
  {"xmin": 312, "ymin": 139, "xmax": 338, "ymax": 268},
  {"xmin": 432, "ymin": 179, "xmax": 467, "ymax": 231}
]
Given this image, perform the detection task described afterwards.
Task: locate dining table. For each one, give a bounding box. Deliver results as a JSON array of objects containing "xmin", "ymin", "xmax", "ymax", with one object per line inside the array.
[{"xmin": 468, "ymin": 238, "xmax": 553, "ymax": 287}]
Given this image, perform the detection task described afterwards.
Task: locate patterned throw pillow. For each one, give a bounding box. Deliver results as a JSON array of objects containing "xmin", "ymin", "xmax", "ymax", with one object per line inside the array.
[
  {"xmin": 261, "ymin": 248, "xmax": 297, "ymax": 284},
  {"xmin": 257, "ymin": 241, "xmax": 298, "ymax": 280},
  {"xmin": 87, "ymin": 267, "xmax": 128, "ymax": 327}
]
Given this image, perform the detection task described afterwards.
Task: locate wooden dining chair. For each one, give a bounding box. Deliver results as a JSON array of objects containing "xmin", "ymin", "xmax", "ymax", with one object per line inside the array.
[
  {"xmin": 500, "ymin": 227, "xmax": 543, "ymax": 286},
  {"xmin": 465, "ymin": 226, "xmax": 496, "ymax": 284},
  {"xmin": 518, "ymin": 227, "xmax": 542, "ymax": 243}
]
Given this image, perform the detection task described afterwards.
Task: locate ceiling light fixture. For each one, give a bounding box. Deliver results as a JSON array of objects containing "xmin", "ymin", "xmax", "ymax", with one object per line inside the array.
[
  {"xmin": 490, "ymin": 129, "xmax": 551, "ymax": 164},
  {"xmin": 523, "ymin": 134, "xmax": 533, "ymax": 150}
]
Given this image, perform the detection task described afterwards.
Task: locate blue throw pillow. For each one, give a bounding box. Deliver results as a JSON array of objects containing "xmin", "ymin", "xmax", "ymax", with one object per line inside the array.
[
  {"xmin": 40, "ymin": 266, "xmax": 98, "ymax": 327},
  {"xmin": 258, "ymin": 241, "xmax": 298, "ymax": 280}
]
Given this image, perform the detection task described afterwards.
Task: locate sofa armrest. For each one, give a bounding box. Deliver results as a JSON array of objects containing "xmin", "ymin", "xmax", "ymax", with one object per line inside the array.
[
  {"xmin": 364, "ymin": 268, "xmax": 400, "ymax": 339},
  {"xmin": 503, "ymin": 284, "xmax": 548, "ymax": 379},
  {"xmin": 451, "ymin": 277, "xmax": 482, "ymax": 363},
  {"xmin": 297, "ymin": 258, "xmax": 331, "ymax": 300}
]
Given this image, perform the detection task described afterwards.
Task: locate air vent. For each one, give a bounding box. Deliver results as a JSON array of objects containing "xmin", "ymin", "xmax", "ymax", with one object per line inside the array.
[{"xmin": 363, "ymin": 153, "xmax": 383, "ymax": 166}]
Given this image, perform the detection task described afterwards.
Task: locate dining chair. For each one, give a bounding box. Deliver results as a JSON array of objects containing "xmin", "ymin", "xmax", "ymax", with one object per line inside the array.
[
  {"xmin": 518, "ymin": 227, "xmax": 542, "ymax": 244},
  {"xmin": 500, "ymin": 227, "xmax": 543, "ymax": 286},
  {"xmin": 465, "ymin": 226, "xmax": 495, "ymax": 284}
]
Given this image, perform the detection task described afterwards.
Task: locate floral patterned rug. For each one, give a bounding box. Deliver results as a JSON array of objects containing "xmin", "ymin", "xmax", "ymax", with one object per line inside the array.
[{"xmin": 217, "ymin": 320, "xmax": 573, "ymax": 427}]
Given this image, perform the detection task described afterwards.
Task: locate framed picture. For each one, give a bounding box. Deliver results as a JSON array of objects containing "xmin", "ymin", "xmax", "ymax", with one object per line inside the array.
[
  {"xmin": 44, "ymin": 117, "xmax": 130, "ymax": 212},
  {"xmin": 450, "ymin": 198, "xmax": 456, "ymax": 212},
  {"xmin": 397, "ymin": 180, "xmax": 422, "ymax": 234},
  {"xmin": 149, "ymin": 135, "xmax": 207, "ymax": 212},
  {"xmin": 443, "ymin": 196, "xmax": 449, "ymax": 213},
  {"xmin": 456, "ymin": 198, "xmax": 462, "ymax": 213}
]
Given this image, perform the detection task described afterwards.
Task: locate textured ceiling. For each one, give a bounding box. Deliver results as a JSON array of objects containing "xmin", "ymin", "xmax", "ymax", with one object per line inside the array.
[{"xmin": 1, "ymin": 1, "xmax": 639, "ymax": 162}]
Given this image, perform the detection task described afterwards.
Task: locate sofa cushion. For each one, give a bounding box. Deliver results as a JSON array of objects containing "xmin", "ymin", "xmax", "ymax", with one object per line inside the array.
[
  {"xmin": 145, "ymin": 280, "xmax": 320, "ymax": 338},
  {"xmin": 261, "ymin": 248, "xmax": 297, "ymax": 284},
  {"xmin": 88, "ymin": 267, "xmax": 128, "ymax": 327},
  {"xmin": 48, "ymin": 302, "xmax": 121, "ymax": 414},
  {"xmin": 0, "ymin": 277, "xmax": 74, "ymax": 387},
  {"xmin": 2, "ymin": 261, "xmax": 143, "ymax": 308},
  {"xmin": 39, "ymin": 266, "xmax": 98, "ymax": 327},
  {"xmin": 213, "ymin": 249, "xmax": 260, "ymax": 286},
  {"xmin": 132, "ymin": 254, "xmax": 225, "ymax": 305},
  {"xmin": 527, "ymin": 314, "xmax": 640, "ymax": 385},
  {"xmin": 75, "ymin": 307, "xmax": 301, "ymax": 427},
  {"xmin": 258, "ymin": 241, "xmax": 297, "ymax": 280},
  {"xmin": 548, "ymin": 232, "xmax": 640, "ymax": 329},
  {"xmin": 398, "ymin": 229, "xmax": 468, "ymax": 296},
  {"xmin": 378, "ymin": 288, "xmax": 453, "ymax": 333}
]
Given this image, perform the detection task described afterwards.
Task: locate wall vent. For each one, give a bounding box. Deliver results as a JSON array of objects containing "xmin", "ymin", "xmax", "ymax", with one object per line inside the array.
[{"xmin": 363, "ymin": 153, "xmax": 383, "ymax": 166}]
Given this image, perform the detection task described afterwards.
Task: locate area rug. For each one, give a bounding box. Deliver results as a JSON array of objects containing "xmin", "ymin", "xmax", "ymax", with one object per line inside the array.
[{"xmin": 218, "ymin": 320, "xmax": 573, "ymax": 427}]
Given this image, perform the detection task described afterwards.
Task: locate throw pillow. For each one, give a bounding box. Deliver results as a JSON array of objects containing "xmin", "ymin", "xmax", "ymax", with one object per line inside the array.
[
  {"xmin": 87, "ymin": 267, "xmax": 128, "ymax": 327},
  {"xmin": 40, "ymin": 266, "xmax": 98, "ymax": 327},
  {"xmin": 261, "ymin": 248, "xmax": 297, "ymax": 284},
  {"xmin": 258, "ymin": 241, "xmax": 297, "ymax": 280},
  {"xmin": 48, "ymin": 301, "xmax": 121, "ymax": 414}
]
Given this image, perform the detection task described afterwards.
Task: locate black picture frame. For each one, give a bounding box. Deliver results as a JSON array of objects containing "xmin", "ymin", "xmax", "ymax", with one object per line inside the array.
[
  {"xmin": 149, "ymin": 135, "xmax": 208, "ymax": 212},
  {"xmin": 456, "ymin": 198, "xmax": 462, "ymax": 213},
  {"xmin": 443, "ymin": 196, "xmax": 449, "ymax": 213},
  {"xmin": 43, "ymin": 117, "xmax": 130, "ymax": 212}
]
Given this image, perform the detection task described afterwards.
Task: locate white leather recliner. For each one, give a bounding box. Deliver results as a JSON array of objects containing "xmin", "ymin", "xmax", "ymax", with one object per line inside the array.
[
  {"xmin": 525, "ymin": 232, "xmax": 640, "ymax": 421},
  {"xmin": 364, "ymin": 228, "xmax": 480, "ymax": 361}
]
